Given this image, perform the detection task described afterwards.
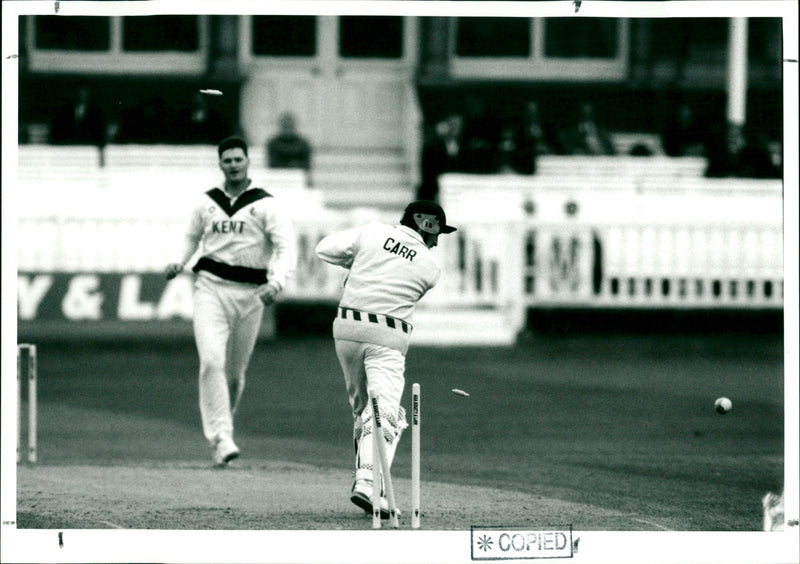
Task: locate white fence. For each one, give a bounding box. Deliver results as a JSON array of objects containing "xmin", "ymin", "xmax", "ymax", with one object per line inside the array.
[
  {"xmin": 14, "ymin": 150, "xmax": 784, "ymax": 315},
  {"xmin": 522, "ymin": 223, "xmax": 783, "ymax": 308},
  {"xmin": 438, "ymin": 169, "xmax": 784, "ymax": 311}
]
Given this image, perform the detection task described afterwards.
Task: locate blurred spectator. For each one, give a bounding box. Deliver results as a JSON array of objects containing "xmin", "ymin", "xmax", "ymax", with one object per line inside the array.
[
  {"xmin": 460, "ymin": 95, "xmax": 499, "ymax": 173},
  {"xmin": 50, "ymin": 86, "xmax": 106, "ymax": 148},
  {"xmin": 661, "ymin": 101, "xmax": 707, "ymax": 157},
  {"xmin": 741, "ymin": 133, "xmax": 782, "ymax": 179},
  {"xmin": 705, "ymin": 123, "xmax": 781, "ymax": 179},
  {"xmin": 496, "ymin": 124, "xmax": 519, "ymax": 174},
  {"xmin": 417, "ymin": 113, "xmax": 468, "ymax": 201},
  {"xmin": 764, "ymin": 139, "xmax": 783, "ymax": 179},
  {"xmin": 176, "ymin": 91, "xmax": 229, "ymax": 144},
  {"xmin": 266, "ymin": 112, "xmax": 313, "ymax": 185},
  {"xmin": 705, "ymin": 122, "xmax": 745, "ymax": 177},
  {"xmin": 559, "ymin": 102, "xmax": 615, "ymax": 155},
  {"xmin": 522, "ymin": 100, "xmax": 555, "ymax": 153},
  {"xmin": 628, "ymin": 143, "xmax": 655, "ymax": 157},
  {"xmin": 506, "ymin": 100, "xmax": 555, "ymax": 174},
  {"xmin": 117, "ymin": 95, "xmax": 171, "ymax": 144}
]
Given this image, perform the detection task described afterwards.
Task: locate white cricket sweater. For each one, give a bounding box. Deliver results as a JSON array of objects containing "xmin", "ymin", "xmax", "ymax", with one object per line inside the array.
[{"xmin": 315, "ymin": 223, "xmax": 441, "ymax": 355}]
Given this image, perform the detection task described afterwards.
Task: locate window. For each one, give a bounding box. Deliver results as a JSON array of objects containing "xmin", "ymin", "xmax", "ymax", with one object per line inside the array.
[
  {"xmin": 451, "ymin": 18, "xmax": 629, "ymax": 81},
  {"xmin": 27, "ymin": 15, "xmax": 207, "ymax": 74},
  {"xmin": 684, "ymin": 18, "xmax": 730, "ymax": 47},
  {"xmin": 650, "ymin": 17, "xmax": 728, "ymax": 61},
  {"xmin": 544, "ymin": 19, "xmax": 618, "ymax": 58},
  {"xmin": 339, "ymin": 16, "xmax": 403, "ymax": 58},
  {"xmin": 35, "ymin": 16, "xmax": 110, "ymax": 51},
  {"xmin": 456, "ymin": 17, "xmax": 530, "ymax": 58},
  {"xmin": 252, "ymin": 16, "xmax": 316, "ymax": 57},
  {"xmin": 122, "ymin": 16, "xmax": 199, "ymax": 52},
  {"xmin": 748, "ymin": 18, "xmax": 781, "ymax": 63}
]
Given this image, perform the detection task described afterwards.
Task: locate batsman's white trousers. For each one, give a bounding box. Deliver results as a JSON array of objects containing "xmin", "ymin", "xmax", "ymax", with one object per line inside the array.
[
  {"xmin": 193, "ymin": 275, "xmax": 263, "ymax": 446},
  {"xmin": 335, "ymin": 340, "xmax": 406, "ymax": 482},
  {"xmin": 334, "ymin": 340, "xmax": 405, "ymax": 421}
]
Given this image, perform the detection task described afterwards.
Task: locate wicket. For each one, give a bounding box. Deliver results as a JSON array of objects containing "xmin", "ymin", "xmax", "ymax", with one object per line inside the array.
[
  {"xmin": 372, "ymin": 415, "xmax": 382, "ymax": 529},
  {"xmin": 368, "ymin": 383, "xmax": 421, "ymax": 530},
  {"xmin": 411, "ymin": 382, "xmax": 421, "ymax": 529},
  {"xmin": 17, "ymin": 343, "xmax": 38, "ymax": 464},
  {"xmin": 370, "ymin": 392, "xmax": 400, "ymax": 528}
]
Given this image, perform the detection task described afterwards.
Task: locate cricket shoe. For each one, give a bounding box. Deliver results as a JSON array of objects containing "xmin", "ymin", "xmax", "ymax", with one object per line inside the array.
[
  {"xmin": 350, "ymin": 479, "xmax": 401, "ymax": 519},
  {"xmin": 213, "ymin": 436, "xmax": 240, "ymax": 468}
]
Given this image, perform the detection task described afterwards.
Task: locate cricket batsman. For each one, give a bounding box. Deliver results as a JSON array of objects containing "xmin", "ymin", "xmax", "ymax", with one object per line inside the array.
[{"xmin": 315, "ymin": 200, "xmax": 456, "ymax": 517}]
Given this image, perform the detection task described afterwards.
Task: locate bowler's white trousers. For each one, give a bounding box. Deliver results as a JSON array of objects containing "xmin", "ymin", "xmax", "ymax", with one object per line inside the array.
[{"xmin": 193, "ymin": 275, "xmax": 263, "ymax": 446}]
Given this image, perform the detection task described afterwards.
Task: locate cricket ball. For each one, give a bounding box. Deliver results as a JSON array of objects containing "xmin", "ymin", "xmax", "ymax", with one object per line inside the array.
[{"xmin": 714, "ymin": 397, "xmax": 732, "ymax": 414}]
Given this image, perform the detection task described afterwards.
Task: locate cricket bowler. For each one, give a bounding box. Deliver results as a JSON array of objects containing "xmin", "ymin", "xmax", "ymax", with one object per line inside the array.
[{"xmin": 165, "ymin": 136, "xmax": 296, "ymax": 467}]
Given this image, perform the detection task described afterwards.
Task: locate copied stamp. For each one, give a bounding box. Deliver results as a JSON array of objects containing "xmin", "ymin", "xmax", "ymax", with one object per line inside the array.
[{"xmin": 471, "ymin": 526, "xmax": 573, "ymax": 560}]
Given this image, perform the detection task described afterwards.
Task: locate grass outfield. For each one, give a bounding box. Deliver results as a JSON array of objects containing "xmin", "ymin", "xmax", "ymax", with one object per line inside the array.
[{"xmin": 14, "ymin": 333, "xmax": 784, "ymax": 531}]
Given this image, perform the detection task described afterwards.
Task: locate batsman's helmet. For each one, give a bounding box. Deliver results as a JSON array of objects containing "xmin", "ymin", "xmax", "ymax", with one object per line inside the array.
[{"xmin": 400, "ymin": 200, "xmax": 457, "ymax": 236}]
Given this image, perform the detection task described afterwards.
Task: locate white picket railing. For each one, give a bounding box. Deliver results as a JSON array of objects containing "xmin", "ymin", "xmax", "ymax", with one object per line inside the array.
[
  {"xmin": 436, "ymin": 171, "xmax": 784, "ymax": 312},
  {"xmin": 15, "ymin": 152, "xmax": 784, "ymax": 316},
  {"xmin": 520, "ymin": 223, "xmax": 783, "ymax": 308},
  {"xmin": 18, "ymin": 212, "xmax": 783, "ymax": 312}
]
